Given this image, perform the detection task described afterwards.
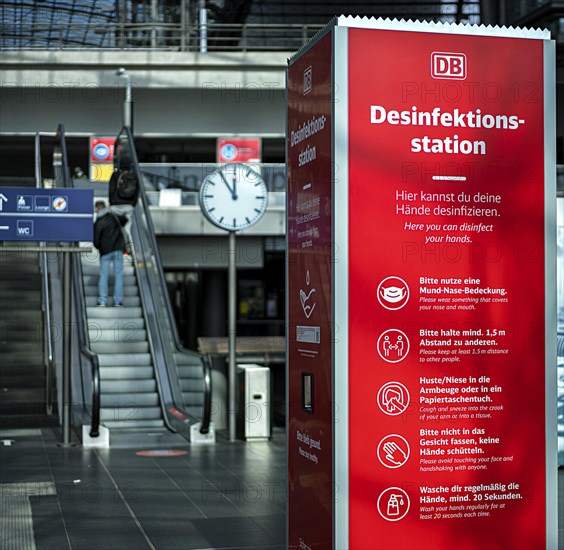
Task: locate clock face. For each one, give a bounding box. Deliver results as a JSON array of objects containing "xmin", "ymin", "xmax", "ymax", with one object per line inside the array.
[{"xmin": 199, "ymin": 163, "xmax": 268, "ymax": 231}]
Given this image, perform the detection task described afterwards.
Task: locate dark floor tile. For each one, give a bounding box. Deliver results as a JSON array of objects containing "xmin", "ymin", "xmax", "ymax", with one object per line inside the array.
[
  {"xmin": 190, "ymin": 516, "xmax": 277, "ymax": 549},
  {"xmin": 31, "ymin": 496, "xmax": 70, "ymax": 550}
]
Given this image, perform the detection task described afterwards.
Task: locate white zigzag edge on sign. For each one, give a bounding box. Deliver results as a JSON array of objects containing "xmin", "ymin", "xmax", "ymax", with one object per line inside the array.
[
  {"xmin": 335, "ymin": 15, "xmax": 550, "ymax": 40},
  {"xmin": 288, "ymin": 16, "xmax": 550, "ymax": 65}
]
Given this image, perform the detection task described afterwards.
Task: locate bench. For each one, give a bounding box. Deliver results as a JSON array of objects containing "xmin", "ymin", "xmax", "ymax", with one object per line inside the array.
[{"xmin": 197, "ymin": 336, "xmax": 286, "ymax": 366}]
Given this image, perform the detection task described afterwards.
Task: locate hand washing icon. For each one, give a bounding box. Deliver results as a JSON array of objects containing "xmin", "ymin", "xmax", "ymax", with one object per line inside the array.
[
  {"xmin": 387, "ymin": 494, "xmax": 403, "ymax": 516},
  {"xmin": 299, "ymin": 270, "xmax": 317, "ymax": 319},
  {"xmin": 377, "ymin": 488, "xmax": 410, "ymax": 522}
]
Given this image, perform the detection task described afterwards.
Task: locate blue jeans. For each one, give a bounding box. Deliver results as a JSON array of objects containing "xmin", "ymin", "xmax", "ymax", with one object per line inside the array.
[{"xmin": 98, "ymin": 250, "xmax": 124, "ymax": 305}]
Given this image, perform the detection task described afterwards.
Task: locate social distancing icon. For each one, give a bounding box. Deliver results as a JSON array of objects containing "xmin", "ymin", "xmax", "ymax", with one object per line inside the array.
[{"xmin": 377, "ymin": 329, "xmax": 409, "ymax": 363}]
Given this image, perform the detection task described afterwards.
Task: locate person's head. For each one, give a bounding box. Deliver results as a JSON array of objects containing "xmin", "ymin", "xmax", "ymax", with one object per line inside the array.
[
  {"xmin": 95, "ymin": 200, "xmax": 106, "ymax": 212},
  {"xmin": 74, "ymin": 166, "xmax": 83, "ymax": 174}
]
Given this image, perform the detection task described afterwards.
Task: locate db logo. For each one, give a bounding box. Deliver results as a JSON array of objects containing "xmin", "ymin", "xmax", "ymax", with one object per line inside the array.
[
  {"xmin": 303, "ymin": 66, "xmax": 312, "ymax": 95},
  {"xmin": 431, "ymin": 52, "xmax": 466, "ymax": 80}
]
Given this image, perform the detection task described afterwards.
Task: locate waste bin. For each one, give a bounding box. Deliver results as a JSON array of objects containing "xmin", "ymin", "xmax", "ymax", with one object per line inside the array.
[{"xmin": 237, "ymin": 364, "xmax": 271, "ymax": 441}]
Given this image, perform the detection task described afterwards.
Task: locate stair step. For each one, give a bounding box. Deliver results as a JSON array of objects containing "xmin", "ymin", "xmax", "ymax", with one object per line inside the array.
[
  {"xmin": 87, "ymin": 318, "xmax": 144, "ymax": 331},
  {"xmin": 103, "ymin": 419, "xmax": 165, "ymax": 430},
  {"xmin": 181, "ymin": 404, "xmax": 204, "ymax": 419},
  {"xmin": 101, "ymin": 406, "xmax": 162, "ymax": 422},
  {"xmin": 181, "ymin": 379, "xmax": 204, "ymax": 392},
  {"xmin": 82, "ymin": 274, "xmax": 136, "ymax": 286},
  {"xmin": 81, "ymin": 263, "xmax": 135, "ymax": 276},
  {"xmin": 174, "ymin": 352, "xmax": 204, "ymax": 366},
  {"xmin": 0, "ymin": 362, "xmax": 43, "ymax": 375},
  {"xmin": 89, "ymin": 328, "xmax": 147, "ymax": 344},
  {"xmin": 0, "ymin": 341, "xmax": 43, "ymax": 352},
  {"xmin": 101, "ymin": 392, "xmax": 159, "ymax": 408},
  {"xmin": 101, "ymin": 380, "xmax": 157, "ymax": 393},
  {"xmin": 177, "ymin": 365, "xmax": 204, "ymax": 378},
  {"xmin": 83, "ymin": 285, "xmax": 138, "ymax": 297},
  {"xmin": 0, "ymin": 312, "xmax": 42, "ymax": 324},
  {"xmin": 0, "ymin": 375, "xmax": 44, "ymax": 389},
  {"xmin": 0, "ymin": 413, "xmax": 58, "ymax": 428},
  {"xmin": 0, "ymin": 296, "xmax": 41, "ymax": 308},
  {"xmin": 0, "ymin": 277, "xmax": 41, "ymax": 289},
  {"xmin": 91, "ymin": 341, "xmax": 149, "ymax": 354},
  {"xmin": 100, "ymin": 366, "xmax": 154, "ymax": 379},
  {"xmin": 0, "ymin": 402, "xmax": 47, "ymax": 416},
  {"xmin": 86, "ymin": 306, "xmax": 142, "ymax": 319},
  {"xmin": 182, "ymin": 393, "xmax": 204, "ymax": 407},
  {"xmin": 0, "ymin": 262, "xmax": 39, "ymax": 275},
  {"xmin": 0, "ymin": 388, "xmax": 45, "ymax": 404},
  {"xmin": 0, "ymin": 351, "xmax": 44, "ymax": 369},
  {"xmin": 98, "ymin": 353, "xmax": 152, "ymax": 367},
  {"xmin": 86, "ymin": 296, "xmax": 140, "ymax": 307},
  {"xmin": 0, "ymin": 319, "xmax": 42, "ymax": 333}
]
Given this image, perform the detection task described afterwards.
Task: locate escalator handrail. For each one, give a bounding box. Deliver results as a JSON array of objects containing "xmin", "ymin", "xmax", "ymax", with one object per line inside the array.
[
  {"xmin": 120, "ymin": 127, "xmax": 212, "ymax": 434},
  {"xmin": 36, "ymin": 133, "xmax": 55, "ymax": 416},
  {"xmin": 57, "ymin": 124, "xmax": 101, "ymax": 438},
  {"xmin": 39, "ymin": 248, "xmax": 55, "ymax": 415}
]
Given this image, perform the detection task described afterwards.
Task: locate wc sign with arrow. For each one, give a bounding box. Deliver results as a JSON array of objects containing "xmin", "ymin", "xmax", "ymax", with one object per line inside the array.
[{"xmin": 0, "ymin": 187, "xmax": 93, "ymax": 242}]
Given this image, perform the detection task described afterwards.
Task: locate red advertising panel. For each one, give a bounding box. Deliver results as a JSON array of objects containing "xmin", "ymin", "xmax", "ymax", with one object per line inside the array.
[
  {"xmin": 347, "ymin": 27, "xmax": 550, "ymax": 549},
  {"xmin": 90, "ymin": 137, "xmax": 115, "ymax": 163},
  {"xmin": 217, "ymin": 138, "xmax": 261, "ymax": 163},
  {"xmin": 287, "ymin": 32, "xmax": 333, "ymax": 550}
]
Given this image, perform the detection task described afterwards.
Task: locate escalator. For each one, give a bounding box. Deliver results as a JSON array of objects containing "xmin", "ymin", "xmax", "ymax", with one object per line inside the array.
[
  {"xmin": 55, "ymin": 125, "xmax": 213, "ymax": 446},
  {"xmin": 0, "ymin": 245, "xmax": 47, "ymax": 425},
  {"xmin": 0, "ymin": 135, "xmax": 57, "ymax": 428}
]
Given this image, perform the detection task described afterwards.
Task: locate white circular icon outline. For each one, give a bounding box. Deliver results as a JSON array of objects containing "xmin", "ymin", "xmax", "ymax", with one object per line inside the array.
[
  {"xmin": 377, "ymin": 434, "xmax": 410, "ymax": 469},
  {"xmin": 377, "ymin": 487, "xmax": 410, "ymax": 522},
  {"xmin": 377, "ymin": 329, "xmax": 410, "ymax": 363},
  {"xmin": 377, "ymin": 276, "xmax": 410, "ymax": 310},
  {"xmin": 93, "ymin": 143, "xmax": 110, "ymax": 160},
  {"xmin": 377, "ymin": 381, "xmax": 410, "ymax": 416},
  {"xmin": 52, "ymin": 196, "xmax": 68, "ymax": 212},
  {"xmin": 221, "ymin": 143, "xmax": 238, "ymax": 160}
]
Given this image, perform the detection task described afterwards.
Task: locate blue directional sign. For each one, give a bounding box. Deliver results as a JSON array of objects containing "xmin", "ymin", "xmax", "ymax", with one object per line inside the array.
[{"xmin": 0, "ymin": 187, "xmax": 93, "ymax": 242}]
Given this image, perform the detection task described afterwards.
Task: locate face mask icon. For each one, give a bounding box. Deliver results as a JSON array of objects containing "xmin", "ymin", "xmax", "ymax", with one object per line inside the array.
[
  {"xmin": 377, "ymin": 277, "xmax": 410, "ymax": 310},
  {"xmin": 380, "ymin": 286, "xmax": 406, "ymax": 303}
]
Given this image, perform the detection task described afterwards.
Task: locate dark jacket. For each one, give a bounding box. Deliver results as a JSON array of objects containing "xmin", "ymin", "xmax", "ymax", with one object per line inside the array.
[
  {"xmin": 109, "ymin": 168, "xmax": 139, "ymax": 206},
  {"xmin": 94, "ymin": 208, "xmax": 127, "ymax": 256}
]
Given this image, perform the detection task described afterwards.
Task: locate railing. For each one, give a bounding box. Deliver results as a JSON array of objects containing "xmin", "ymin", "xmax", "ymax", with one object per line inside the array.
[
  {"xmin": 0, "ymin": 22, "xmax": 324, "ymax": 51},
  {"xmin": 56, "ymin": 124, "xmax": 102, "ymax": 438},
  {"xmin": 120, "ymin": 128, "xmax": 212, "ymax": 434}
]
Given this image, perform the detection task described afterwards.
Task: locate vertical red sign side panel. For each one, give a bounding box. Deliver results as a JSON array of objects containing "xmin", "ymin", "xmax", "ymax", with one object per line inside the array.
[
  {"xmin": 287, "ymin": 31, "xmax": 334, "ymax": 550},
  {"xmin": 333, "ymin": 26, "xmax": 350, "ymax": 550},
  {"xmin": 543, "ymin": 38, "xmax": 559, "ymax": 550},
  {"xmin": 347, "ymin": 27, "xmax": 548, "ymax": 549}
]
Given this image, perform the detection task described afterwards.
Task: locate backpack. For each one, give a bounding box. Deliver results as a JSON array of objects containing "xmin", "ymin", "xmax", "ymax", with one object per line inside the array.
[{"xmin": 116, "ymin": 170, "xmax": 138, "ymax": 201}]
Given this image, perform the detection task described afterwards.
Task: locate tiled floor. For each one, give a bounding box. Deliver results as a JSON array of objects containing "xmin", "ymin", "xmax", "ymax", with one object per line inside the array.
[
  {"xmin": 0, "ymin": 428, "xmax": 286, "ymax": 550},
  {"xmin": 1, "ymin": 427, "xmax": 562, "ymax": 550}
]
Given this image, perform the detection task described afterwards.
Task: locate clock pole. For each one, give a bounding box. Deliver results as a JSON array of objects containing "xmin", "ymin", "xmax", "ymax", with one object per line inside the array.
[
  {"xmin": 228, "ymin": 230, "xmax": 237, "ymax": 441},
  {"xmin": 198, "ymin": 163, "xmax": 268, "ymax": 442}
]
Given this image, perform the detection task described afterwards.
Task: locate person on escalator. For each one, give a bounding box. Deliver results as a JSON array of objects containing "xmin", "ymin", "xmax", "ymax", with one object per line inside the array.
[
  {"xmin": 93, "ymin": 200, "xmax": 127, "ymax": 307},
  {"xmin": 109, "ymin": 166, "xmax": 139, "ymax": 256}
]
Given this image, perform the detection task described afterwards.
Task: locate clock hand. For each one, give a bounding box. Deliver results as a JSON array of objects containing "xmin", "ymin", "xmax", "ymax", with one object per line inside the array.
[
  {"xmin": 231, "ymin": 175, "xmax": 238, "ymax": 200},
  {"xmin": 219, "ymin": 170, "xmax": 234, "ymax": 195}
]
